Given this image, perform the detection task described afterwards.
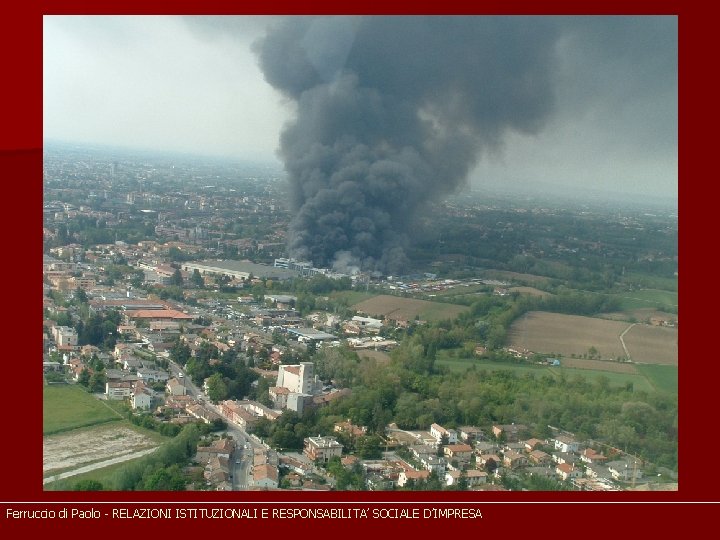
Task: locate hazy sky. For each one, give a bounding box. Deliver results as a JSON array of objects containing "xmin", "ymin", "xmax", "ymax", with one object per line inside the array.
[{"xmin": 43, "ymin": 15, "xmax": 677, "ymax": 199}]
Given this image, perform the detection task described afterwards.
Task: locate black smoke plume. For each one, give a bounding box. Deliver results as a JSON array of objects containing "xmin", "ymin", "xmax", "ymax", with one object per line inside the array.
[{"xmin": 254, "ymin": 16, "xmax": 561, "ymax": 274}]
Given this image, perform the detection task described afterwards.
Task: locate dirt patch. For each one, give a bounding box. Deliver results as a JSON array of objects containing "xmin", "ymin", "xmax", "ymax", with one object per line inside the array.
[
  {"xmin": 560, "ymin": 358, "xmax": 639, "ymax": 374},
  {"xmin": 43, "ymin": 424, "xmax": 160, "ymax": 478}
]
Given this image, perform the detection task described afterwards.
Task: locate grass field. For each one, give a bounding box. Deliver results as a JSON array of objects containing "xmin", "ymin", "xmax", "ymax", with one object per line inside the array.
[
  {"xmin": 352, "ymin": 294, "xmax": 468, "ymax": 322},
  {"xmin": 635, "ymin": 364, "xmax": 678, "ymax": 394},
  {"xmin": 479, "ymin": 270, "xmax": 553, "ymax": 287},
  {"xmin": 622, "ymin": 272, "xmax": 678, "ymax": 292},
  {"xmin": 427, "ymin": 284, "xmax": 488, "ymax": 298},
  {"xmin": 331, "ymin": 290, "xmax": 379, "ymax": 306},
  {"xmin": 436, "ymin": 356, "xmax": 655, "ymax": 392},
  {"xmin": 508, "ymin": 286, "xmax": 552, "ymax": 298},
  {"xmin": 611, "ymin": 289, "xmax": 678, "ymax": 311},
  {"xmin": 43, "ymin": 385, "xmax": 122, "ymax": 435},
  {"xmin": 356, "ymin": 349, "xmax": 392, "ymax": 364}
]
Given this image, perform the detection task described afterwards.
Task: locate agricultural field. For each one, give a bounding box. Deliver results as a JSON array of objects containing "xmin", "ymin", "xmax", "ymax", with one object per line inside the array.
[
  {"xmin": 353, "ymin": 294, "xmax": 468, "ymax": 322},
  {"xmin": 330, "ymin": 290, "xmax": 378, "ymax": 306},
  {"xmin": 624, "ymin": 324, "xmax": 678, "ymax": 365},
  {"xmin": 479, "ymin": 269, "xmax": 553, "ymax": 287},
  {"xmin": 436, "ymin": 356, "xmax": 655, "ymax": 393},
  {"xmin": 43, "ymin": 384, "xmax": 122, "ymax": 435},
  {"xmin": 560, "ymin": 358, "xmax": 639, "ymax": 374},
  {"xmin": 635, "ymin": 364, "xmax": 678, "ymax": 394},
  {"xmin": 610, "ymin": 288, "xmax": 678, "ymax": 311},
  {"xmin": 507, "ymin": 311, "xmax": 678, "ymax": 365},
  {"xmin": 600, "ymin": 308, "xmax": 677, "ymax": 324},
  {"xmin": 508, "ymin": 286, "xmax": 552, "ymax": 298},
  {"xmin": 507, "ymin": 311, "xmax": 629, "ymax": 361}
]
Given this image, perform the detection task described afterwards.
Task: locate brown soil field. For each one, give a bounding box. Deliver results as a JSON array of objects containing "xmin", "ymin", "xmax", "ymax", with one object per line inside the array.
[
  {"xmin": 43, "ymin": 424, "xmax": 160, "ymax": 480},
  {"xmin": 560, "ymin": 358, "xmax": 639, "ymax": 374},
  {"xmin": 507, "ymin": 312, "xmax": 630, "ymax": 360},
  {"xmin": 508, "ymin": 312, "xmax": 677, "ymax": 365},
  {"xmin": 623, "ymin": 324, "xmax": 678, "ymax": 365},
  {"xmin": 508, "ymin": 286, "xmax": 552, "ymax": 298},
  {"xmin": 353, "ymin": 295, "xmax": 467, "ymax": 322}
]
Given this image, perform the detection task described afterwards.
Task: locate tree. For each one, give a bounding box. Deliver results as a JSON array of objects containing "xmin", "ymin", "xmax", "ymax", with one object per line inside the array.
[
  {"xmin": 356, "ymin": 435, "xmax": 383, "ymax": 459},
  {"xmin": 170, "ymin": 339, "xmax": 191, "ymax": 366},
  {"xmin": 191, "ymin": 269, "xmax": 204, "ymax": 288},
  {"xmin": 77, "ymin": 367, "xmax": 91, "ymax": 387},
  {"xmin": 74, "ymin": 287, "xmax": 88, "ymax": 304},
  {"xmin": 73, "ymin": 480, "xmax": 104, "ymax": 491},
  {"xmin": 169, "ymin": 269, "xmax": 184, "ymax": 286},
  {"xmin": 206, "ymin": 373, "xmax": 229, "ymax": 403},
  {"xmin": 89, "ymin": 372, "xmax": 107, "ymax": 393}
]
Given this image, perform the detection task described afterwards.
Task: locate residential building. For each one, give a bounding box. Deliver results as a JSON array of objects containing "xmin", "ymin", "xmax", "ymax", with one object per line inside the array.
[
  {"xmin": 444, "ymin": 444, "xmax": 474, "ymax": 467},
  {"xmin": 276, "ymin": 362, "xmax": 316, "ymax": 395},
  {"xmin": 166, "ymin": 378, "xmax": 187, "ymax": 396},
  {"xmin": 131, "ymin": 382, "xmax": 153, "ymax": 410},
  {"xmin": 556, "ymin": 463, "xmax": 583, "ymax": 481},
  {"xmin": 53, "ymin": 326, "xmax": 78, "ymax": 347},
  {"xmin": 458, "ymin": 426, "xmax": 485, "ymax": 444},
  {"xmin": 253, "ymin": 464, "xmax": 279, "ymax": 489},
  {"xmin": 397, "ymin": 469, "xmax": 430, "ymax": 487},
  {"xmin": 503, "ymin": 450, "xmax": 528, "ymax": 469},
  {"xmin": 554, "ymin": 435, "xmax": 581, "ymax": 453},
  {"xmin": 106, "ymin": 381, "xmax": 133, "ymax": 400},
  {"xmin": 445, "ymin": 469, "xmax": 488, "ymax": 487},
  {"xmin": 430, "ymin": 423, "xmax": 458, "ymax": 445},
  {"xmin": 607, "ymin": 460, "xmax": 643, "ymax": 482},
  {"xmin": 303, "ymin": 436, "xmax": 343, "ymax": 463}
]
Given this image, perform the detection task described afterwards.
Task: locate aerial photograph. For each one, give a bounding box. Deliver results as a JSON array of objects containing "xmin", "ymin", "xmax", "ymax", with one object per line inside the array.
[{"xmin": 42, "ymin": 15, "xmax": 677, "ymax": 492}]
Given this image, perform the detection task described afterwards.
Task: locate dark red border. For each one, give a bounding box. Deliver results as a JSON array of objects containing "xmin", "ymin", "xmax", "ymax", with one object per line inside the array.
[{"xmin": 1, "ymin": 0, "xmax": 707, "ymax": 535}]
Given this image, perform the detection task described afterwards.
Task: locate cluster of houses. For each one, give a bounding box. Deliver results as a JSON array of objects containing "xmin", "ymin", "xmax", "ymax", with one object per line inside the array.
[{"xmin": 263, "ymin": 422, "xmax": 644, "ymax": 491}]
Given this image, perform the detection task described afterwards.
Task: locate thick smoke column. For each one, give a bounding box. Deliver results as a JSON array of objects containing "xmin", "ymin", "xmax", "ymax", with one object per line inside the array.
[{"xmin": 255, "ymin": 16, "xmax": 560, "ymax": 274}]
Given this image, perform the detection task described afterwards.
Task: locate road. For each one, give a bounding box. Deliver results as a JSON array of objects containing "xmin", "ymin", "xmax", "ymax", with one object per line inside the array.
[
  {"xmin": 169, "ymin": 357, "xmax": 265, "ymax": 490},
  {"xmin": 619, "ymin": 323, "xmax": 636, "ymax": 361}
]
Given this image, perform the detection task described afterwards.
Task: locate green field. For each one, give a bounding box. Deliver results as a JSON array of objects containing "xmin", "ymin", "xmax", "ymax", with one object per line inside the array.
[
  {"xmin": 331, "ymin": 290, "xmax": 378, "ymax": 306},
  {"xmin": 437, "ymin": 357, "xmax": 549, "ymax": 377},
  {"xmin": 43, "ymin": 385, "xmax": 122, "ymax": 435},
  {"xmin": 622, "ymin": 272, "xmax": 678, "ymax": 292},
  {"xmin": 635, "ymin": 364, "xmax": 678, "ymax": 394},
  {"xmin": 612, "ymin": 289, "xmax": 678, "ymax": 311},
  {"xmin": 426, "ymin": 284, "xmax": 488, "ymax": 298},
  {"xmin": 436, "ymin": 355, "xmax": 655, "ymax": 392}
]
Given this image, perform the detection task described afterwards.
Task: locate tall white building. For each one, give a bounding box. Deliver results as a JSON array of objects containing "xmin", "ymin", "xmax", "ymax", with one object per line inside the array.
[{"xmin": 276, "ymin": 362, "xmax": 316, "ymax": 395}]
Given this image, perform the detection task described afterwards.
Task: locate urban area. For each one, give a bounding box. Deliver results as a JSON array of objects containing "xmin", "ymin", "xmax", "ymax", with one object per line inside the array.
[{"xmin": 43, "ymin": 142, "xmax": 678, "ymax": 492}]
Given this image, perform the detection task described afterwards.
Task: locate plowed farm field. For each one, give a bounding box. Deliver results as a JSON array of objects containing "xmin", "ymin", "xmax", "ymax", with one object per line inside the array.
[
  {"xmin": 507, "ymin": 311, "xmax": 677, "ymax": 365},
  {"xmin": 353, "ymin": 294, "xmax": 468, "ymax": 322}
]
